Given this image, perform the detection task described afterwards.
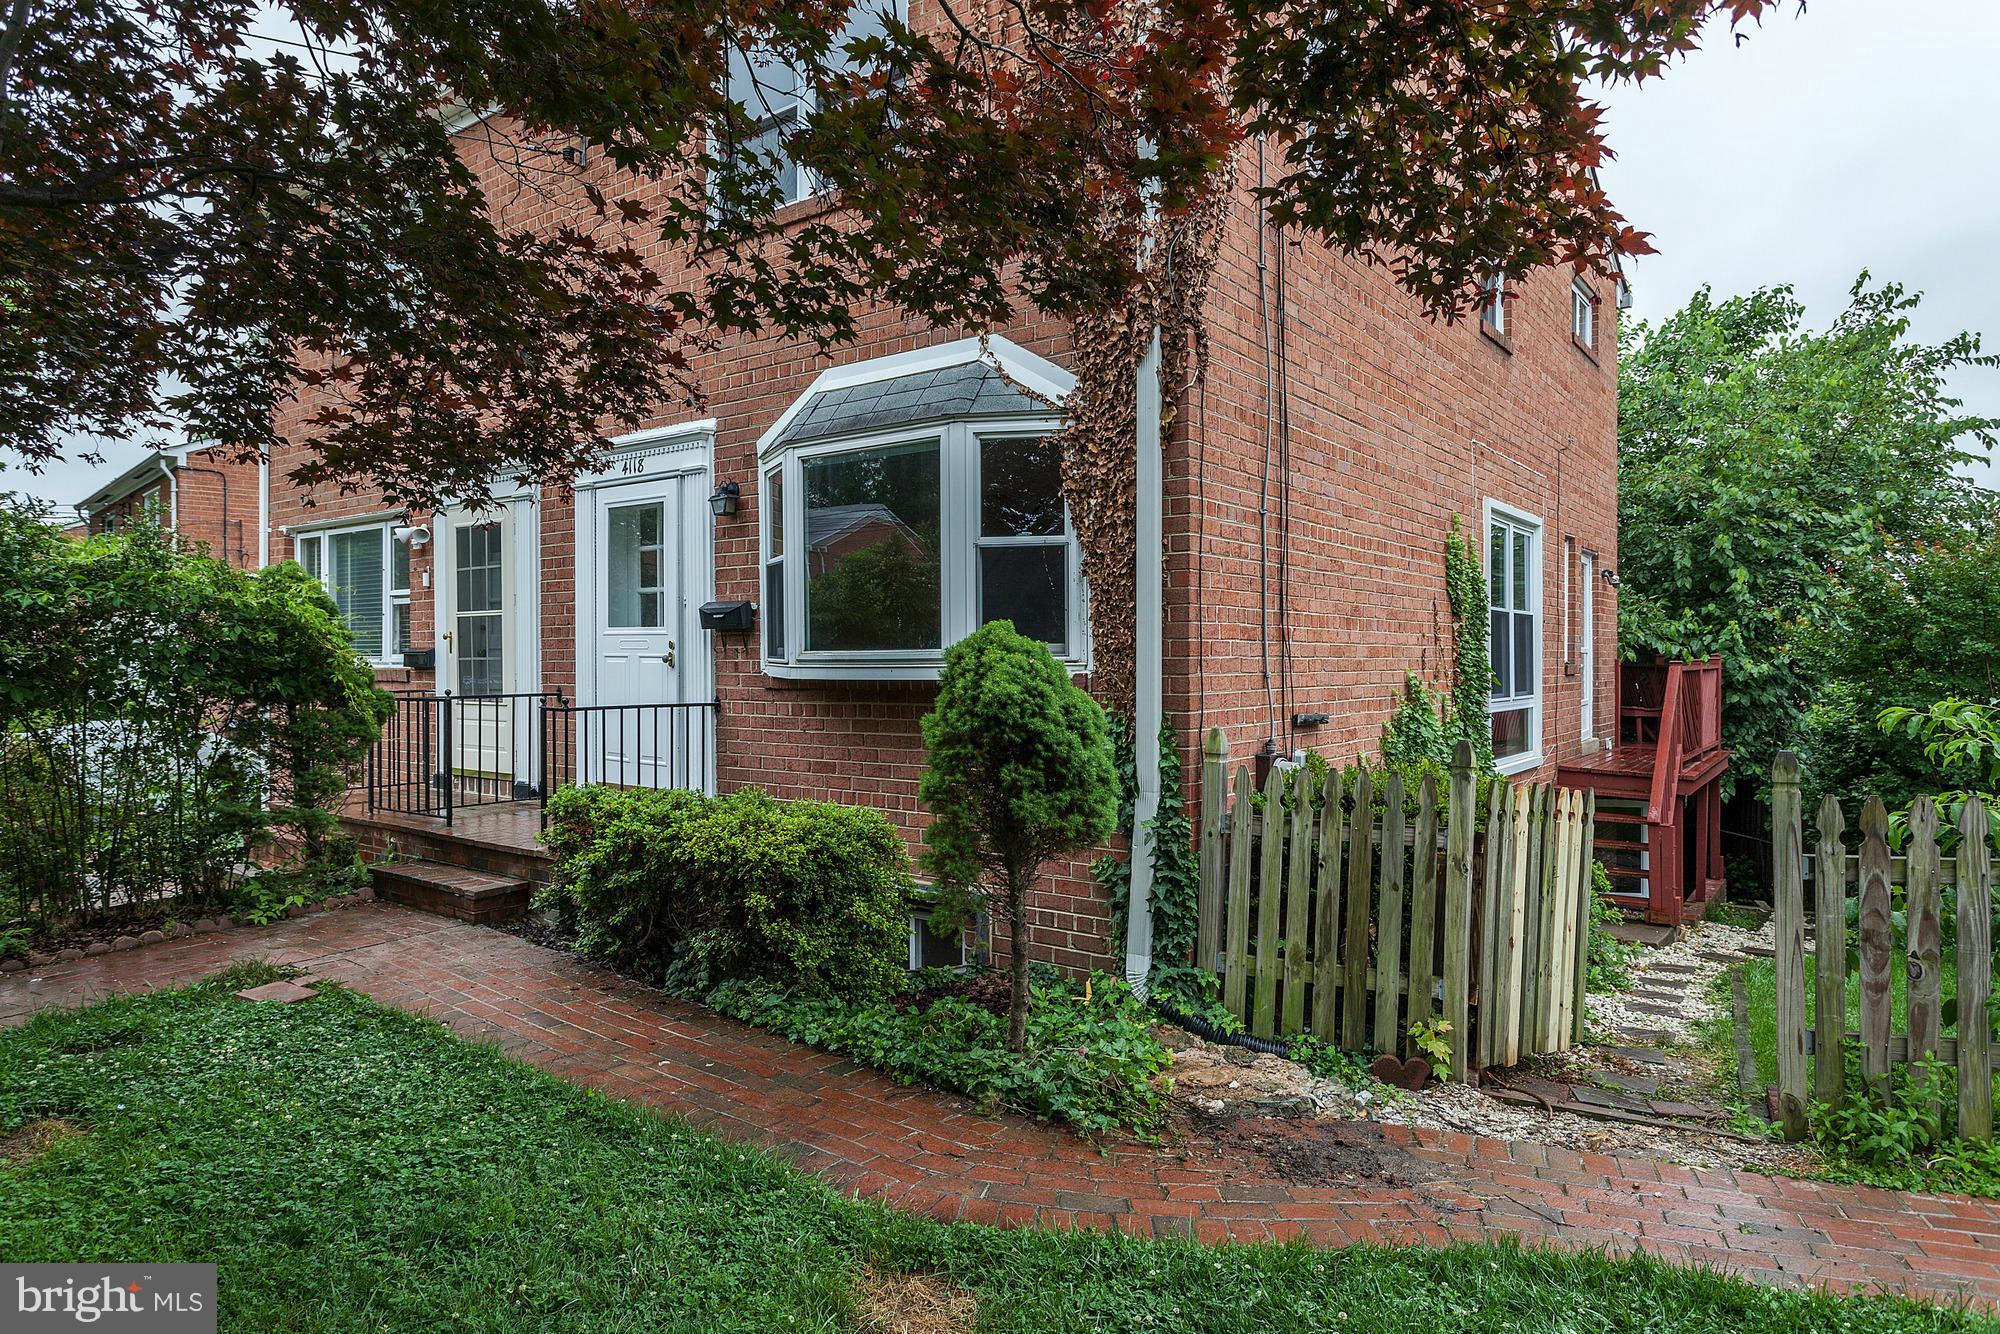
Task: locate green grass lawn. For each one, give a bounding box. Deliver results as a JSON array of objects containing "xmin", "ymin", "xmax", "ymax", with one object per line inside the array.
[
  {"xmin": 1, "ymin": 964, "xmax": 1988, "ymax": 1334},
  {"xmin": 1728, "ymin": 952, "xmax": 1956, "ymax": 1090}
]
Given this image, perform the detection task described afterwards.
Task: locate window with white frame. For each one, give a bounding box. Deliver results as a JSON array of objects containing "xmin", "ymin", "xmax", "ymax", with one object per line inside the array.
[
  {"xmin": 1487, "ymin": 505, "xmax": 1541, "ymax": 770},
  {"xmin": 1480, "ymin": 271, "xmax": 1508, "ymax": 335},
  {"xmin": 908, "ymin": 905, "xmax": 967, "ymax": 970},
  {"xmin": 719, "ymin": 1, "xmax": 900, "ymax": 207},
  {"xmin": 293, "ymin": 522, "xmax": 411, "ymax": 663},
  {"xmin": 1571, "ymin": 276, "xmax": 1596, "ymax": 347},
  {"xmin": 761, "ymin": 424, "xmax": 1082, "ymax": 677}
]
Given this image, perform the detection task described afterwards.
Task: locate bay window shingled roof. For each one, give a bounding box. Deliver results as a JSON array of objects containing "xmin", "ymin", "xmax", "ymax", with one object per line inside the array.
[{"xmin": 773, "ymin": 361, "xmax": 1048, "ymax": 448}]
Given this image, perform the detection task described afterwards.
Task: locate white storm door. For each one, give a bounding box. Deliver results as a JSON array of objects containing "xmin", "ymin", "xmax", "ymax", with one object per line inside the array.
[
  {"xmin": 447, "ymin": 512, "xmax": 511, "ymax": 783},
  {"xmin": 593, "ymin": 484, "xmax": 683, "ymax": 787}
]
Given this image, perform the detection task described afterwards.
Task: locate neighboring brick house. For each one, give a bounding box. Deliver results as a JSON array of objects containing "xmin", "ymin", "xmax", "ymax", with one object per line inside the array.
[
  {"xmin": 76, "ymin": 443, "xmax": 265, "ymax": 571},
  {"xmin": 266, "ymin": 93, "xmax": 1623, "ymax": 975}
]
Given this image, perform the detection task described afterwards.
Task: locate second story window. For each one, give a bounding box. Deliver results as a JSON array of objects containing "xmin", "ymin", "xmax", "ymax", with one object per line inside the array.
[
  {"xmin": 1480, "ymin": 271, "xmax": 1508, "ymax": 336},
  {"xmin": 1571, "ymin": 276, "xmax": 1597, "ymax": 348},
  {"xmin": 720, "ymin": 1, "xmax": 900, "ymax": 208}
]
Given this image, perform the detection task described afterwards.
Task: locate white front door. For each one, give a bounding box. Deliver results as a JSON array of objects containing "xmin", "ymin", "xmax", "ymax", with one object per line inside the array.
[
  {"xmin": 1580, "ymin": 550, "xmax": 1598, "ymax": 744},
  {"xmin": 591, "ymin": 479, "xmax": 688, "ymax": 786}
]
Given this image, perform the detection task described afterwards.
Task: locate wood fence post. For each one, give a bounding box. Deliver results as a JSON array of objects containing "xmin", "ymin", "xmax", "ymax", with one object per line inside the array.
[
  {"xmin": 1772, "ymin": 751, "xmax": 1809, "ymax": 1139},
  {"xmin": 1197, "ymin": 728, "xmax": 1227, "ymax": 973},
  {"xmin": 1958, "ymin": 796, "xmax": 1994, "ymax": 1142},
  {"xmin": 1905, "ymin": 798, "xmax": 1944, "ymax": 1123},
  {"xmin": 1281, "ymin": 767, "xmax": 1315, "ymax": 1036},
  {"xmin": 1311, "ymin": 776, "xmax": 1346, "ymax": 1041},
  {"xmin": 1252, "ymin": 763, "xmax": 1286, "ymax": 1037},
  {"xmin": 1407, "ymin": 773, "xmax": 1441, "ymax": 1036},
  {"xmin": 1568, "ymin": 791, "xmax": 1596, "ymax": 1048},
  {"xmin": 1221, "ymin": 766, "xmax": 1255, "ymax": 1021},
  {"xmin": 1812, "ymin": 795, "xmax": 1848, "ymax": 1107},
  {"xmin": 1442, "ymin": 743, "xmax": 1476, "ymax": 1081},
  {"xmin": 1500, "ymin": 781, "xmax": 1532, "ymax": 1067},
  {"xmin": 1372, "ymin": 772, "xmax": 1408, "ymax": 1054},
  {"xmin": 1340, "ymin": 768, "xmax": 1375, "ymax": 1051},
  {"xmin": 1476, "ymin": 772, "xmax": 1509, "ymax": 1074},
  {"xmin": 1858, "ymin": 795, "xmax": 1895, "ymax": 1094}
]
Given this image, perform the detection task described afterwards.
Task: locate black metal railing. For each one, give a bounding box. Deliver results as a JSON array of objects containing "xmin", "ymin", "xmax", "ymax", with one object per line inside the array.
[
  {"xmin": 540, "ymin": 700, "xmax": 719, "ymax": 825},
  {"xmin": 366, "ymin": 691, "xmax": 562, "ymax": 826}
]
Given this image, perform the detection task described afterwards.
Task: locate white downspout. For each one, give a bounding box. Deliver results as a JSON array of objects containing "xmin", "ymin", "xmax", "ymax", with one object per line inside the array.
[
  {"xmin": 1125, "ymin": 326, "xmax": 1165, "ymax": 991},
  {"xmin": 257, "ymin": 453, "xmax": 270, "ymax": 568},
  {"xmin": 158, "ymin": 456, "xmax": 178, "ymax": 531}
]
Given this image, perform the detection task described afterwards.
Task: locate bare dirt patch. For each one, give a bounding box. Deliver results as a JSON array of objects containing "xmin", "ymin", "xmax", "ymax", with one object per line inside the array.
[
  {"xmin": 853, "ymin": 1267, "xmax": 977, "ymax": 1334},
  {"xmin": 0, "ymin": 1118, "xmax": 82, "ymax": 1165}
]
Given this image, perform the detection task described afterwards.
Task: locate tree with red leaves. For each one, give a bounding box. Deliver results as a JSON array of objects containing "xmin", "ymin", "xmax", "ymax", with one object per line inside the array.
[{"xmin": 2, "ymin": 0, "xmax": 1788, "ymax": 509}]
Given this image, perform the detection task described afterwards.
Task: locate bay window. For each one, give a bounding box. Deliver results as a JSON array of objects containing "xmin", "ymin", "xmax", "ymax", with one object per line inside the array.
[
  {"xmin": 1486, "ymin": 502, "xmax": 1542, "ymax": 772},
  {"xmin": 761, "ymin": 423, "xmax": 1082, "ymax": 679},
  {"xmin": 293, "ymin": 521, "xmax": 412, "ymax": 665}
]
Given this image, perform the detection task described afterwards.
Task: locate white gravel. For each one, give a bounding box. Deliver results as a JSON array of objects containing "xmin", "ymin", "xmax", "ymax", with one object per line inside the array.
[{"xmin": 1583, "ymin": 917, "xmax": 1774, "ymax": 1045}]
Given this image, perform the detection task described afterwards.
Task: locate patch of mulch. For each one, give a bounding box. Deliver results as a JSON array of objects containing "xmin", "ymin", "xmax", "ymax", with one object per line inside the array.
[
  {"xmin": 1212, "ymin": 1116, "xmax": 1446, "ymax": 1195},
  {"xmin": 899, "ymin": 969, "xmax": 1012, "ymax": 1019},
  {"xmin": 498, "ymin": 907, "xmax": 576, "ymax": 954},
  {"xmin": 852, "ymin": 1268, "xmax": 977, "ymax": 1334},
  {"xmin": 0, "ymin": 1118, "xmax": 82, "ymax": 1165},
  {"xmin": 23, "ymin": 905, "xmax": 188, "ymax": 957}
]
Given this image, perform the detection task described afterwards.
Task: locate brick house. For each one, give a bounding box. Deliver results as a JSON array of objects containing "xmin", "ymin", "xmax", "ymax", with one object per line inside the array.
[
  {"xmin": 258, "ymin": 96, "xmax": 1623, "ymax": 973},
  {"xmin": 75, "ymin": 443, "xmax": 265, "ymax": 571}
]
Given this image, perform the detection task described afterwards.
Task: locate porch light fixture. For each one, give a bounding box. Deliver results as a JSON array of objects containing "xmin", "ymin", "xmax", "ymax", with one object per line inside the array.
[{"xmin": 708, "ymin": 480, "xmax": 741, "ymax": 518}]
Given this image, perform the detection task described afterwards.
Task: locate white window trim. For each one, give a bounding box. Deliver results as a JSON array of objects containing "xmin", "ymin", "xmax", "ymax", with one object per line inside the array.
[
  {"xmin": 1480, "ymin": 271, "xmax": 1508, "ymax": 335},
  {"xmin": 760, "ymin": 417, "xmax": 1089, "ymax": 681},
  {"xmin": 1484, "ymin": 498, "xmax": 1544, "ymax": 776},
  {"xmin": 293, "ymin": 518, "xmax": 407, "ymax": 668},
  {"xmin": 1571, "ymin": 277, "xmax": 1596, "ymax": 347}
]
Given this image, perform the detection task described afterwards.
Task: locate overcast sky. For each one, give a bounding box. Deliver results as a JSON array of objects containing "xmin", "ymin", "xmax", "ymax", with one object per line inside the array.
[
  {"xmin": 11, "ymin": 0, "xmax": 1998, "ymax": 512},
  {"xmin": 1598, "ymin": 0, "xmax": 2000, "ymax": 483}
]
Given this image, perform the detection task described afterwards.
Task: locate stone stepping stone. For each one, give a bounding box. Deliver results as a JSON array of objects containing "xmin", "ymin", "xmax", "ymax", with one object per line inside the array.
[
  {"xmin": 1572, "ymin": 1085, "xmax": 1652, "ymax": 1113},
  {"xmin": 1644, "ymin": 962, "xmax": 1702, "ymax": 976},
  {"xmin": 235, "ymin": 979, "xmax": 318, "ymax": 1004},
  {"xmin": 1610, "ymin": 1027, "xmax": 1670, "ymax": 1045},
  {"xmin": 1624, "ymin": 999, "xmax": 1684, "ymax": 1017},
  {"xmin": 1594, "ymin": 1045, "xmax": 1668, "ymax": 1066},
  {"xmin": 1593, "ymin": 1071, "xmax": 1661, "ymax": 1096},
  {"xmin": 1650, "ymin": 1099, "xmax": 1726, "ymax": 1123}
]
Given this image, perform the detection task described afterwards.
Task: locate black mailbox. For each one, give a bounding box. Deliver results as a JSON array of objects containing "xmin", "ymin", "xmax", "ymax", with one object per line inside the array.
[
  {"xmin": 699, "ymin": 600, "xmax": 757, "ymax": 632},
  {"xmin": 402, "ymin": 648, "xmax": 437, "ymax": 669}
]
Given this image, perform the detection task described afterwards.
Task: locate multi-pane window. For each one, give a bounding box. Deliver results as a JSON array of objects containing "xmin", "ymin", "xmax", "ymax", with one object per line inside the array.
[
  {"xmin": 1487, "ymin": 506, "xmax": 1541, "ymax": 770},
  {"xmin": 294, "ymin": 523, "xmax": 408, "ymax": 663},
  {"xmin": 1480, "ymin": 271, "xmax": 1508, "ymax": 336},
  {"xmin": 762, "ymin": 422, "xmax": 1081, "ymax": 677},
  {"xmin": 606, "ymin": 501, "xmax": 668, "ymax": 628},
  {"xmin": 719, "ymin": 1, "xmax": 900, "ymax": 207},
  {"xmin": 1571, "ymin": 277, "xmax": 1596, "ymax": 347},
  {"xmin": 454, "ymin": 522, "xmax": 505, "ymax": 696},
  {"xmin": 908, "ymin": 906, "xmax": 967, "ymax": 970}
]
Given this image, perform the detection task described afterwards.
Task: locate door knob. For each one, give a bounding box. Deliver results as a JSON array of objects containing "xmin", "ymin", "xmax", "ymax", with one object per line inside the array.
[{"xmin": 663, "ymin": 640, "xmax": 676, "ymax": 667}]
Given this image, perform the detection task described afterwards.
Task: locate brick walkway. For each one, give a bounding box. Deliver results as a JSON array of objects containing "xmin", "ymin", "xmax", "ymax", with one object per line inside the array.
[{"xmin": 3, "ymin": 903, "xmax": 1995, "ymax": 1309}]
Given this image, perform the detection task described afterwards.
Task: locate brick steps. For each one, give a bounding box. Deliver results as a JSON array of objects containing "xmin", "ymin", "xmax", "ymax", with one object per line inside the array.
[{"xmin": 369, "ymin": 861, "xmax": 531, "ymax": 925}]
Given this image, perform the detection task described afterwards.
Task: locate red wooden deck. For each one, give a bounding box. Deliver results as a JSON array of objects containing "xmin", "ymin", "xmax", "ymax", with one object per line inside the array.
[{"xmin": 1558, "ymin": 658, "xmax": 1731, "ymax": 928}]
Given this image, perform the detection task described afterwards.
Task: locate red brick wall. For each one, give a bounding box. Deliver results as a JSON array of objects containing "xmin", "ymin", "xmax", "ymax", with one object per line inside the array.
[
  {"xmin": 272, "ymin": 124, "xmax": 1620, "ymax": 978},
  {"xmin": 82, "ymin": 448, "xmax": 264, "ymax": 572}
]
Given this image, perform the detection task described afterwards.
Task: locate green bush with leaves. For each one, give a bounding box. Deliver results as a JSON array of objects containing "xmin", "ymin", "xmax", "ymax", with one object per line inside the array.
[
  {"xmin": 1586, "ymin": 861, "xmax": 1640, "ymax": 993},
  {"xmin": 0, "ymin": 506, "xmax": 389, "ymax": 938},
  {"xmin": 707, "ymin": 969, "xmax": 1170, "ymax": 1135},
  {"xmin": 920, "ymin": 621, "xmax": 1119, "ymax": 1051},
  {"xmin": 538, "ymin": 784, "xmax": 912, "ymax": 1000},
  {"xmin": 1618, "ymin": 278, "xmax": 1998, "ymax": 795}
]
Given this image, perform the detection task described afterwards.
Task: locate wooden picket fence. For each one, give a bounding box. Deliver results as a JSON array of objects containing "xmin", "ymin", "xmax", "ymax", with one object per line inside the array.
[
  {"xmin": 1769, "ymin": 752, "xmax": 1995, "ymax": 1142},
  {"xmin": 1192, "ymin": 730, "xmax": 1598, "ymax": 1080}
]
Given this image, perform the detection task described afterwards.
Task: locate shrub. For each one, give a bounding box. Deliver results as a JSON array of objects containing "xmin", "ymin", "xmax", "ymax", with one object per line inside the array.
[
  {"xmin": 707, "ymin": 969, "xmax": 1170, "ymax": 1135},
  {"xmin": 1586, "ymin": 861, "xmax": 1641, "ymax": 992},
  {"xmin": 920, "ymin": 621, "xmax": 1119, "ymax": 1051},
  {"xmin": 538, "ymin": 785, "xmax": 912, "ymax": 1000},
  {"xmin": 0, "ymin": 507, "xmax": 389, "ymax": 937}
]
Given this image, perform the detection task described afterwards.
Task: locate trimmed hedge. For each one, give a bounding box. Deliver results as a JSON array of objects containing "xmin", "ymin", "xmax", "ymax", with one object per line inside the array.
[{"xmin": 538, "ymin": 785, "xmax": 912, "ymax": 1000}]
